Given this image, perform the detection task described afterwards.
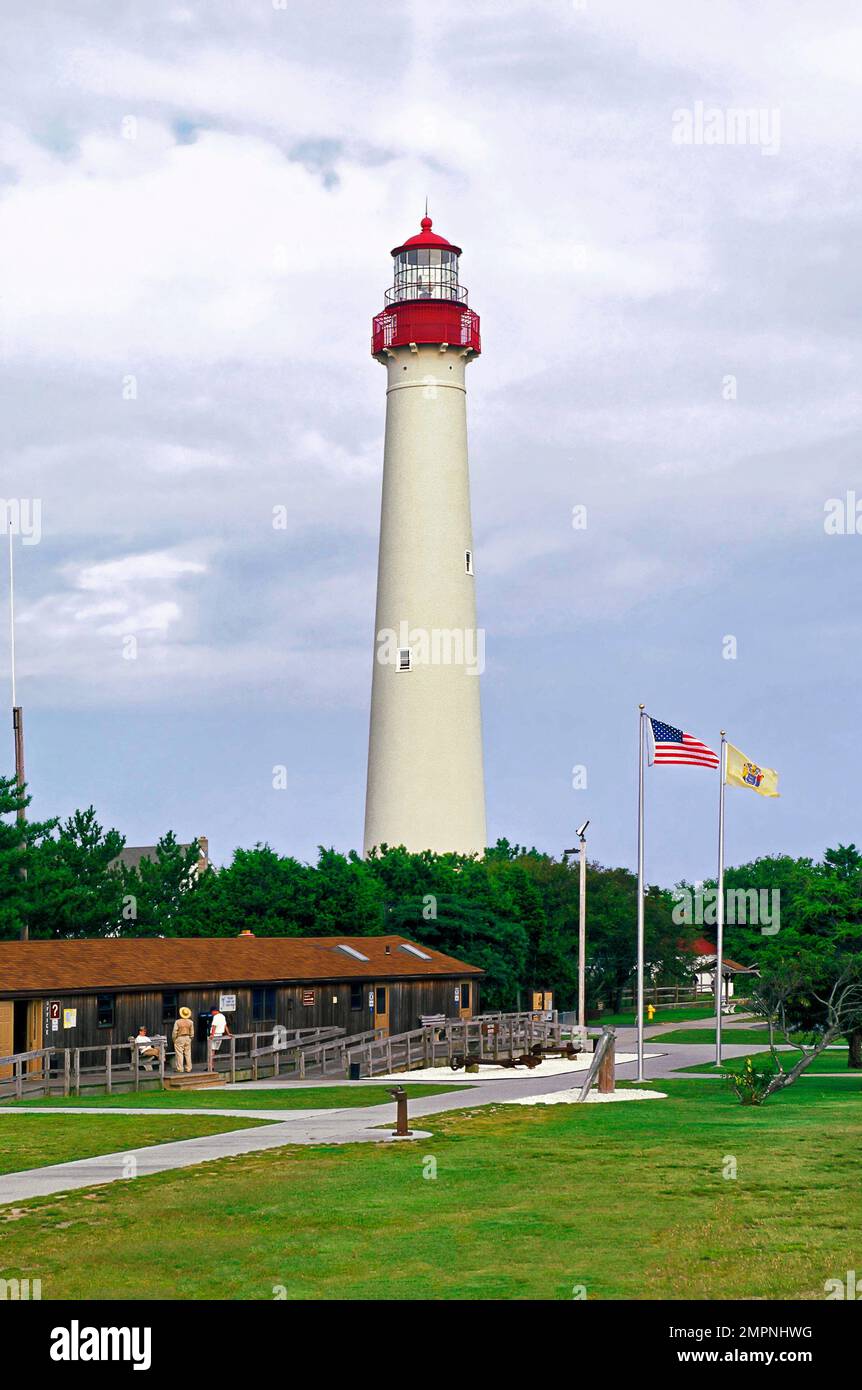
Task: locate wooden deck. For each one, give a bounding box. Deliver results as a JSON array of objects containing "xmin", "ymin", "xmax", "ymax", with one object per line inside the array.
[{"xmin": 0, "ymin": 1013, "xmax": 568, "ymax": 1100}]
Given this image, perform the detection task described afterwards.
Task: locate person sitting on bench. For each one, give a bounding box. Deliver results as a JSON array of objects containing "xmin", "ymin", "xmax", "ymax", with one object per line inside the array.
[{"xmin": 134, "ymin": 1026, "xmax": 160, "ymax": 1072}]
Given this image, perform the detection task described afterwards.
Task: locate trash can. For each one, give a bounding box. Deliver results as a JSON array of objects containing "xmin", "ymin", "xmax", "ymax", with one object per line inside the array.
[{"xmin": 348, "ymin": 1062, "xmax": 361, "ymax": 1081}]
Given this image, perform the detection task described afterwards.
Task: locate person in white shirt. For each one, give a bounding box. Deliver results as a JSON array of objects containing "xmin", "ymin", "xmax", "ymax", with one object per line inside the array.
[
  {"xmin": 208, "ymin": 1007, "xmax": 231, "ymax": 1055},
  {"xmin": 134, "ymin": 1026, "xmax": 159, "ymax": 1071}
]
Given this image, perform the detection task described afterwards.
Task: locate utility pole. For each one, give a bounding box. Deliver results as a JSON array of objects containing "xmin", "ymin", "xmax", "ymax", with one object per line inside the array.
[
  {"xmin": 9, "ymin": 524, "xmax": 27, "ymax": 939},
  {"xmin": 565, "ymin": 820, "xmax": 589, "ymax": 1041}
]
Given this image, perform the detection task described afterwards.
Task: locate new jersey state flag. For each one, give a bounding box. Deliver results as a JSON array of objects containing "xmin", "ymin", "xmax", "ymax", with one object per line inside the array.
[{"xmin": 725, "ymin": 743, "xmax": 780, "ymax": 797}]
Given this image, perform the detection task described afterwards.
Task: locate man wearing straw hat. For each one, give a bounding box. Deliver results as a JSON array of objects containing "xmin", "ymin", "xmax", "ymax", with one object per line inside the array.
[{"xmin": 172, "ymin": 1006, "xmax": 194, "ymax": 1074}]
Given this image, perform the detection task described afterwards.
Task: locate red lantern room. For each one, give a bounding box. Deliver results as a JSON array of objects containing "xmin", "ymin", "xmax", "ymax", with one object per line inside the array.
[{"xmin": 372, "ymin": 215, "xmax": 481, "ymax": 358}]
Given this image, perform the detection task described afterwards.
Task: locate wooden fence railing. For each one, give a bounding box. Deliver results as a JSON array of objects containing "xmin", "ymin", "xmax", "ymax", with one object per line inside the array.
[
  {"xmin": 0, "ymin": 1013, "xmax": 571, "ymax": 1099},
  {"xmin": 618, "ymin": 984, "xmax": 708, "ymax": 1007},
  {"xmin": 208, "ymin": 1026, "xmax": 350, "ymax": 1082},
  {"xmin": 0, "ymin": 1038, "xmax": 169, "ymax": 1101},
  {"xmin": 0, "ymin": 1048, "xmax": 54, "ymax": 1101}
]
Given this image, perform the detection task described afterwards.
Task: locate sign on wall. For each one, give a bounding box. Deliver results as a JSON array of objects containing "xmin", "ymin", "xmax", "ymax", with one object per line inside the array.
[
  {"xmin": 302, "ymin": 989, "xmax": 315, "ymax": 1006},
  {"xmin": 63, "ymin": 1009, "xmax": 77, "ymax": 1029},
  {"xmin": 219, "ymin": 994, "xmax": 237, "ymax": 1013}
]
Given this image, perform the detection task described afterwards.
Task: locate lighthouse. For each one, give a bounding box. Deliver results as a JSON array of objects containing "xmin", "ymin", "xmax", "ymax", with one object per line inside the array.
[{"xmin": 363, "ymin": 215, "xmax": 487, "ymax": 856}]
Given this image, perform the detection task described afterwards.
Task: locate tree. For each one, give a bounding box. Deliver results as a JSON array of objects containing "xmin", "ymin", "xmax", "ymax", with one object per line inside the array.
[
  {"xmin": 723, "ymin": 846, "xmax": 862, "ymax": 1077},
  {"xmin": 115, "ymin": 834, "xmax": 206, "ymax": 936},
  {"xmin": 0, "ymin": 776, "xmax": 58, "ymax": 940},
  {"xmin": 748, "ymin": 958, "xmax": 862, "ymax": 1098},
  {"xmin": 27, "ymin": 808, "xmax": 127, "ymax": 938}
]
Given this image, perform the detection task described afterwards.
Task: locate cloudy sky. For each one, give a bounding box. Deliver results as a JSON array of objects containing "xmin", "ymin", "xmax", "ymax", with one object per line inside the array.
[{"xmin": 1, "ymin": 0, "xmax": 859, "ymax": 884}]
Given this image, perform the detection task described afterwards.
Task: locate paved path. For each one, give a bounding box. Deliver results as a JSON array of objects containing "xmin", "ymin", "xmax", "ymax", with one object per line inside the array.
[
  {"xmin": 0, "ymin": 1020, "xmax": 837, "ymax": 1206},
  {"xmin": 0, "ymin": 1060, "xmax": 654, "ymax": 1205}
]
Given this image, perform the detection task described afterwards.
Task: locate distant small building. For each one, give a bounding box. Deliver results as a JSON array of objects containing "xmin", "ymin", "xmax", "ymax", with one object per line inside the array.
[
  {"xmin": 0, "ymin": 934, "xmax": 482, "ymax": 1067},
  {"xmin": 687, "ymin": 935, "xmax": 759, "ymax": 1003},
  {"xmin": 109, "ymin": 836, "xmax": 210, "ymax": 879}
]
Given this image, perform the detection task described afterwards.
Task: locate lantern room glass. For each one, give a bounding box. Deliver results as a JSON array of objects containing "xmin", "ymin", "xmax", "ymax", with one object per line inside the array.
[{"xmin": 386, "ymin": 248, "xmax": 468, "ymax": 306}]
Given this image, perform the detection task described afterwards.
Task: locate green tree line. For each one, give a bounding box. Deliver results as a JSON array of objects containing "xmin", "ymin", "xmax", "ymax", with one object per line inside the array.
[{"xmin": 3, "ymin": 775, "xmax": 861, "ymax": 1037}]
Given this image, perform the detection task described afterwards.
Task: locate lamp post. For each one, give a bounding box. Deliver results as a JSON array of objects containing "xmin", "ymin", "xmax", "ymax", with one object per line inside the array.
[{"xmin": 565, "ymin": 821, "xmax": 590, "ymax": 1038}]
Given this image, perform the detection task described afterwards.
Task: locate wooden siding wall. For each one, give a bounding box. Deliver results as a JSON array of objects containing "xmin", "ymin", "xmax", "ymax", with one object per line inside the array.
[{"xmin": 0, "ymin": 977, "xmax": 479, "ymax": 1063}]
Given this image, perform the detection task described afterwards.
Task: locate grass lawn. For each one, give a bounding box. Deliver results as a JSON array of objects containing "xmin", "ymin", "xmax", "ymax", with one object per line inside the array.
[
  {"xmin": 656, "ymin": 1027, "xmax": 776, "ymax": 1045},
  {"xmin": 680, "ymin": 1049, "xmax": 861, "ymax": 1076},
  {"xmin": 4, "ymin": 1083, "xmax": 465, "ymax": 1112},
  {"xmin": 1, "ymin": 1076, "xmax": 860, "ymax": 1300},
  {"xmin": 0, "ymin": 1114, "xmax": 271, "ymax": 1176},
  {"xmin": 596, "ymin": 1004, "xmax": 716, "ymax": 1027}
]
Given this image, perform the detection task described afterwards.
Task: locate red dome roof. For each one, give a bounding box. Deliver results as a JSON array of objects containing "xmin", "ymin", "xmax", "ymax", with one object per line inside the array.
[{"xmin": 391, "ymin": 216, "xmax": 462, "ymax": 258}]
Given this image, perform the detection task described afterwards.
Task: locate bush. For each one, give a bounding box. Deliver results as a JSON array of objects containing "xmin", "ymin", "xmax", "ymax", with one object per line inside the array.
[{"xmin": 724, "ymin": 1056, "xmax": 776, "ymax": 1106}]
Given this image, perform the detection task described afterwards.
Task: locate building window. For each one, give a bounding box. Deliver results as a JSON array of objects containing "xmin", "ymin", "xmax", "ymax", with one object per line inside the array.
[
  {"xmin": 461, "ymin": 982, "xmax": 471, "ymax": 1010},
  {"xmin": 97, "ymin": 994, "xmax": 115, "ymax": 1029},
  {"xmin": 162, "ymin": 992, "xmax": 179, "ymax": 1023},
  {"xmin": 397, "ymin": 648, "xmax": 411, "ymax": 672},
  {"xmin": 350, "ymin": 984, "xmax": 363, "ymax": 1011},
  {"xmin": 465, "ymin": 549, "xmax": 473, "ymax": 575},
  {"xmin": 253, "ymin": 987, "xmax": 276, "ymax": 1021}
]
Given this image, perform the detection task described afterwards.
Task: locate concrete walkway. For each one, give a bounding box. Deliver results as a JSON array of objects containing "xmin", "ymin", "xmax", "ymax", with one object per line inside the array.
[
  {"xmin": 0, "ymin": 1057, "xmax": 660, "ymax": 1205},
  {"xmin": 0, "ymin": 1018, "xmax": 837, "ymax": 1206}
]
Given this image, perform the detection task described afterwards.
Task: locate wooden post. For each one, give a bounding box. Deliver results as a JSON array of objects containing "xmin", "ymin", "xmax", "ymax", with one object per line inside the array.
[
  {"xmin": 598, "ymin": 1033, "xmax": 615, "ymax": 1094},
  {"xmin": 158, "ymin": 1039, "xmax": 165, "ymax": 1089},
  {"xmin": 63, "ymin": 1048, "xmax": 70, "ymax": 1097},
  {"xmin": 15, "ymin": 1057, "xmax": 22, "ymax": 1100},
  {"xmin": 73, "ymin": 1048, "xmax": 80, "ymax": 1097},
  {"xmin": 106, "ymin": 1046, "xmax": 112, "ymax": 1095},
  {"xmin": 134, "ymin": 1043, "xmax": 140, "ymax": 1092}
]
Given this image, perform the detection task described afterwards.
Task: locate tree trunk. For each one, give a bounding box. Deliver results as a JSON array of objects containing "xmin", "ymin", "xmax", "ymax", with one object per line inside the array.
[
  {"xmin": 762, "ymin": 1026, "xmax": 842, "ymax": 1098},
  {"xmin": 849, "ymin": 1027, "xmax": 862, "ymax": 1069}
]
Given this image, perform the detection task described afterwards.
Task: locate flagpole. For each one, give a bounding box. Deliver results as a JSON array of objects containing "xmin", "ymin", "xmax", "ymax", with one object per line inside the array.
[
  {"xmin": 636, "ymin": 703, "xmax": 646, "ymax": 1082},
  {"xmin": 714, "ymin": 731, "xmax": 727, "ymax": 1066}
]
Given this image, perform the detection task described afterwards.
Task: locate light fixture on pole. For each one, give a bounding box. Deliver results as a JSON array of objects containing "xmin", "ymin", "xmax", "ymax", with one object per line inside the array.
[{"xmin": 565, "ymin": 819, "xmax": 589, "ymax": 1038}]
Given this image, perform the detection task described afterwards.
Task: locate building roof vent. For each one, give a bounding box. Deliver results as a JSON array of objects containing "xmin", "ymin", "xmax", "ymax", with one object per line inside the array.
[{"xmin": 238, "ymin": 930, "xmax": 255, "ymax": 937}]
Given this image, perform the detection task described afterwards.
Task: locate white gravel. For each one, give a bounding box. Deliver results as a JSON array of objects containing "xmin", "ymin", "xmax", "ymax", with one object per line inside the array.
[
  {"xmin": 377, "ymin": 1051, "xmax": 658, "ymax": 1083},
  {"xmin": 504, "ymin": 1086, "xmax": 668, "ymax": 1106}
]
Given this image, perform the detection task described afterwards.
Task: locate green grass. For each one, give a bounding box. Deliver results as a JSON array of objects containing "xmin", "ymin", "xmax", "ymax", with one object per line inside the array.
[
  {"xmin": 680, "ymin": 1049, "xmax": 861, "ymax": 1077},
  {"xmin": 0, "ymin": 1114, "xmax": 271, "ymax": 1176},
  {"xmin": 656, "ymin": 1027, "xmax": 777, "ymax": 1045},
  {"xmin": 1, "ymin": 1076, "xmax": 860, "ymax": 1300},
  {"xmin": 3, "ymin": 1083, "xmax": 464, "ymax": 1111},
  {"xmin": 595, "ymin": 1004, "xmax": 716, "ymax": 1027}
]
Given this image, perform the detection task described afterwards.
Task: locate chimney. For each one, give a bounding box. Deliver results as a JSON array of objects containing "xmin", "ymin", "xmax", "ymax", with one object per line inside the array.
[{"xmin": 384, "ymin": 943, "xmax": 391, "ymax": 955}]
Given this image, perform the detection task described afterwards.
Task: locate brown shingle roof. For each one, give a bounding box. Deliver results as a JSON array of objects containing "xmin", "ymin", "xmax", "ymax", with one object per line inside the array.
[{"xmin": 0, "ymin": 935, "xmax": 483, "ymax": 996}]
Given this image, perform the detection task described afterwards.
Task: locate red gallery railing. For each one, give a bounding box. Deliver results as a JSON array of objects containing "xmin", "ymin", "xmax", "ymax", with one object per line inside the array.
[{"xmin": 372, "ymin": 301, "xmax": 481, "ymax": 357}]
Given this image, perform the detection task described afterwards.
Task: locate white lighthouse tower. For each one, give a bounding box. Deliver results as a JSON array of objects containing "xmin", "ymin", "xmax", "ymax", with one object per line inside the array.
[{"xmin": 363, "ymin": 214, "xmax": 487, "ymax": 856}]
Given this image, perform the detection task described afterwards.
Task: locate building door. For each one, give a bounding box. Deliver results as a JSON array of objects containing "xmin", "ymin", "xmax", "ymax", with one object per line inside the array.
[
  {"xmin": 27, "ymin": 1000, "xmax": 45, "ymax": 1074},
  {"xmin": 373, "ymin": 985, "xmax": 390, "ymax": 1036},
  {"xmin": 0, "ymin": 1001, "xmax": 13, "ymax": 1080},
  {"xmin": 458, "ymin": 981, "xmax": 473, "ymax": 1020}
]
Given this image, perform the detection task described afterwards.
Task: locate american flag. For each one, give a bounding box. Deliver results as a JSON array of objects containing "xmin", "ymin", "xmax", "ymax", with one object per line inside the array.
[{"xmin": 648, "ymin": 716, "xmax": 719, "ymax": 769}]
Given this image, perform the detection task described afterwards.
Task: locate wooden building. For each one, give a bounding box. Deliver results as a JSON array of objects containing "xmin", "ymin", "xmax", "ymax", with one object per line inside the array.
[{"xmin": 0, "ymin": 934, "xmax": 482, "ymax": 1068}]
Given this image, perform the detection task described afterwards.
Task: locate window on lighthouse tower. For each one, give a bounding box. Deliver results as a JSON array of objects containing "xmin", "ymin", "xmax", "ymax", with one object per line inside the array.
[{"xmin": 391, "ymin": 248, "xmax": 463, "ymax": 305}]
